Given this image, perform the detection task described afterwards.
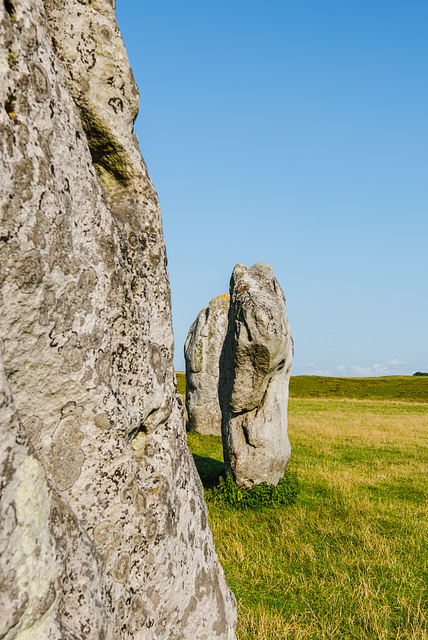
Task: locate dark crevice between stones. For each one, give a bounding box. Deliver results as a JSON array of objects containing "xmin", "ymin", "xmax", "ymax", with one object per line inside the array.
[
  {"xmin": 4, "ymin": 0, "xmax": 15, "ymax": 18},
  {"xmin": 130, "ymin": 422, "xmax": 148, "ymax": 442},
  {"xmin": 4, "ymin": 92, "xmax": 16, "ymax": 119}
]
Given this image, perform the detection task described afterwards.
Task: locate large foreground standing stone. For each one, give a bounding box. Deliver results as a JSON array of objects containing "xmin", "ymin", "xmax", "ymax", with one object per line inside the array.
[
  {"xmin": 0, "ymin": 1, "xmax": 236, "ymax": 637},
  {"xmin": 185, "ymin": 294, "xmax": 230, "ymax": 435},
  {"xmin": 220, "ymin": 263, "xmax": 293, "ymax": 488}
]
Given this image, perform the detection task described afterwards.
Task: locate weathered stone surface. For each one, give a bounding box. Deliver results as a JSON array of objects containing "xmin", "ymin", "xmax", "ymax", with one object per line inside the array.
[
  {"xmin": 220, "ymin": 263, "xmax": 293, "ymax": 488},
  {"xmin": 185, "ymin": 294, "xmax": 230, "ymax": 435},
  {"xmin": 43, "ymin": 0, "xmax": 175, "ymax": 433},
  {"xmin": 0, "ymin": 0, "xmax": 236, "ymax": 637},
  {"xmin": 0, "ymin": 352, "xmax": 107, "ymax": 639}
]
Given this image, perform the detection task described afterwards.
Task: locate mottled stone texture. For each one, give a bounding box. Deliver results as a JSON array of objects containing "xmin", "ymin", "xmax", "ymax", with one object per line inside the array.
[
  {"xmin": 0, "ymin": 353, "xmax": 106, "ymax": 639},
  {"xmin": 185, "ymin": 294, "xmax": 230, "ymax": 435},
  {"xmin": 220, "ymin": 264, "xmax": 293, "ymax": 488},
  {"xmin": 0, "ymin": 0, "xmax": 236, "ymax": 637}
]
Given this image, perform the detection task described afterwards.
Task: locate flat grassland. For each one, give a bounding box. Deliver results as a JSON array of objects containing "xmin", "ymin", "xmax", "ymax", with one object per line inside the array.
[
  {"xmin": 289, "ymin": 375, "xmax": 428, "ymax": 403},
  {"xmin": 181, "ymin": 374, "xmax": 428, "ymax": 639}
]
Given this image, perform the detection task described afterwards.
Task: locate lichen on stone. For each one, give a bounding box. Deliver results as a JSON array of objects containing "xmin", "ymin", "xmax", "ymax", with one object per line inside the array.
[{"xmin": 0, "ymin": 0, "xmax": 236, "ymax": 636}]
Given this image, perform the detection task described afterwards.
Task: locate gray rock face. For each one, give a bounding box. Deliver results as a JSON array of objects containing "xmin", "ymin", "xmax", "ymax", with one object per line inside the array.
[
  {"xmin": 220, "ymin": 263, "xmax": 293, "ymax": 488},
  {"xmin": 0, "ymin": 352, "xmax": 106, "ymax": 639},
  {"xmin": 185, "ymin": 294, "xmax": 230, "ymax": 435},
  {"xmin": 0, "ymin": 0, "xmax": 236, "ymax": 637}
]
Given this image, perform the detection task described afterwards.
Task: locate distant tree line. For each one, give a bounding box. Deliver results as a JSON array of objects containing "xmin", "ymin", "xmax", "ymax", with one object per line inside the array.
[{"xmin": 413, "ymin": 372, "xmax": 428, "ymax": 376}]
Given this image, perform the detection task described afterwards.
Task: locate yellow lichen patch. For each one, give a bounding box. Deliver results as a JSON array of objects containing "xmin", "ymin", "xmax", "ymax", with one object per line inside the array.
[{"xmin": 215, "ymin": 293, "xmax": 230, "ymax": 301}]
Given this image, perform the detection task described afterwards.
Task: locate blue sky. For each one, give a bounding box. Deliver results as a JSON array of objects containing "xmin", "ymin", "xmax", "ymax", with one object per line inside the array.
[{"xmin": 117, "ymin": 1, "xmax": 428, "ymax": 375}]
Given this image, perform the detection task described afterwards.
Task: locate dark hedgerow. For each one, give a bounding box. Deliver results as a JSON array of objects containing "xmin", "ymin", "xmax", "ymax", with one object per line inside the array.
[{"xmin": 205, "ymin": 470, "xmax": 299, "ymax": 509}]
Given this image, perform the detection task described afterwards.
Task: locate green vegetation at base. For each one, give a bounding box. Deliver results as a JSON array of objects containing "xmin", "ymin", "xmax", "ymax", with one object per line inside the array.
[
  {"xmin": 205, "ymin": 472, "xmax": 299, "ymax": 509},
  {"xmin": 187, "ymin": 388, "xmax": 428, "ymax": 639}
]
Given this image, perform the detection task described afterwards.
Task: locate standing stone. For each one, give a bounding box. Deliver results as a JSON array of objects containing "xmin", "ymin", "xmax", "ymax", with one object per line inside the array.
[
  {"xmin": 219, "ymin": 263, "xmax": 293, "ymax": 488},
  {"xmin": 185, "ymin": 294, "xmax": 230, "ymax": 435},
  {"xmin": 0, "ymin": 1, "xmax": 236, "ymax": 638}
]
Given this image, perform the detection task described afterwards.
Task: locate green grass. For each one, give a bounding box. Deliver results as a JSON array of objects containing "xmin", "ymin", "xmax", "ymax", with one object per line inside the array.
[
  {"xmin": 177, "ymin": 371, "xmax": 428, "ymax": 404},
  {"xmin": 289, "ymin": 375, "xmax": 428, "ymax": 402},
  {"xmin": 187, "ymin": 432, "xmax": 224, "ymax": 486},
  {"xmin": 185, "ymin": 386, "xmax": 428, "ymax": 639},
  {"xmin": 176, "ymin": 371, "xmax": 187, "ymax": 398}
]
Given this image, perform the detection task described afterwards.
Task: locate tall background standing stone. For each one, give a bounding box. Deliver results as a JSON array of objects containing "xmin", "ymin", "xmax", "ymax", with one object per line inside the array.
[
  {"xmin": 185, "ymin": 294, "xmax": 230, "ymax": 435},
  {"xmin": 219, "ymin": 263, "xmax": 293, "ymax": 488},
  {"xmin": 0, "ymin": 0, "xmax": 236, "ymax": 637}
]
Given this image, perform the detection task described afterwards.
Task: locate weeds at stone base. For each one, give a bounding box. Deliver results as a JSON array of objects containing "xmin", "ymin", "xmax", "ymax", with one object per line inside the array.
[{"xmin": 205, "ymin": 471, "xmax": 299, "ymax": 509}]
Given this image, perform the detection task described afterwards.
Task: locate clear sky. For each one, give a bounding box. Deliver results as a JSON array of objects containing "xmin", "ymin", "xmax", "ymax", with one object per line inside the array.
[{"xmin": 116, "ymin": 1, "xmax": 428, "ymax": 376}]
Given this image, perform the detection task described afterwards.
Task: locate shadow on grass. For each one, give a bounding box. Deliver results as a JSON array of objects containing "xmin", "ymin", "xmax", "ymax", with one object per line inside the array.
[{"xmin": 192, "ymin": 453, "xmax": 224, "ymax": 488}]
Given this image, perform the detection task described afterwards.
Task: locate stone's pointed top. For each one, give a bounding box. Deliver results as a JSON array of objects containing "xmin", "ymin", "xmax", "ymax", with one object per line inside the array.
[
  {"xmin": 230, "ymin": 263, "xmax": 248, "ymax": 290},
  {"xmin": 232, "ymin": 262, "xmax": 284, "ymax": 298},
  {"xmin": 248, "ymin": 262, "xmax": 276, "ymax": 284},
  {"xmin": 230, "ymin": 262, "xmax": 284, "ymax": 301}
]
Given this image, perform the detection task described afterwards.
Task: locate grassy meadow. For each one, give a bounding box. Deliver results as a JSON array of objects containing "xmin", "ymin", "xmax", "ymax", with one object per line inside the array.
[
  {"xmin": 289, "ymin": 375, "xmax": 428, "ymax": 403},
  {"xmin": 178, "ymin": 374, "xmax": 428, "ymax": 639}
]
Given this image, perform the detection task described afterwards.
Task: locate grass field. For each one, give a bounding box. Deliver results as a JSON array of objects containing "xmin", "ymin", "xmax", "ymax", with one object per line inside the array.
[
  {"xmin": 182, "ymin": 374, "xmax": 428, "ymax": 639},
  {"xmin": 289, "ymin": 375, "xmax": 428, "ymax": 403},
  {"xmin": 176, "ymin": 371, "xmax": 428, "ymax": 404}
]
